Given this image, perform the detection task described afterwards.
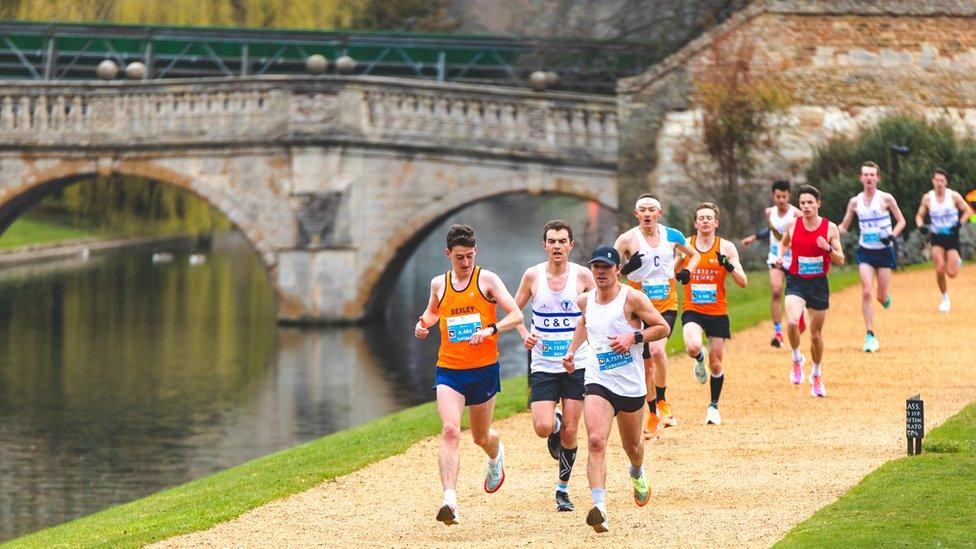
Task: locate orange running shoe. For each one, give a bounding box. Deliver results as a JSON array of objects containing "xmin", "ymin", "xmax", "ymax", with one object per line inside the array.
[
  {"xmin": 656, "ymin": 399, "xmax": 677, "ymax": 428},
  {"xmin": 643, "ymin": 411, "xmax": 660, "ymax": 440}
]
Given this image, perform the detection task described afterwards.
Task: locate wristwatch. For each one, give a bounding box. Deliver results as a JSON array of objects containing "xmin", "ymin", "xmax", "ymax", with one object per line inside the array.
[
  {"xmin": 633, "ymin": 331, "xmax": 644, "ymax": 343},
  {"xmin": 488, "ymin": 323, "xmax": 498, "ymax": 335}
]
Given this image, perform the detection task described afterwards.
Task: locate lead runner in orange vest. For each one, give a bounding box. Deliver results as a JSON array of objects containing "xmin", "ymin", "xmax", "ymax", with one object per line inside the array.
[
  {"xmin": 415, "ymin": 224, "xmax": 523, "ymax": 526},
  {"xmin": 678, "ymin": 202, "xmax": 748, "ymax": 426}
]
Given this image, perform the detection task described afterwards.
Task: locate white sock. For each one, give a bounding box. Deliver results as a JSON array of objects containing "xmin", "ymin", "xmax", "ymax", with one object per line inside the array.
[
  {"xmin": 811, "ymin": 363, "xmax": 822, "ymax": 377},
  {"xmin": 591, "ymin": 487, "xmax": 606, "ymax": 506},
  {"xmin": 791, "ymin": 348, "xmax": 802, "ymax": 361},
  {"xmin": 942, "ymin": 293, "xmax": 950, "ymax": 301},
  {"xmin": 488, "ymin": 442, "xmax": 504, "ymax": 464},
  {"xmin": 443, "ymin": 488, "xmax": 457, "ymax": 505}
]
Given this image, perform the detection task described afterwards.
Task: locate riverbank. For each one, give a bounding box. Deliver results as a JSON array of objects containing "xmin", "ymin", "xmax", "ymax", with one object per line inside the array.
[{"xmin": 0, "ymin": 234, "xmax": 202, "ymax": 267}]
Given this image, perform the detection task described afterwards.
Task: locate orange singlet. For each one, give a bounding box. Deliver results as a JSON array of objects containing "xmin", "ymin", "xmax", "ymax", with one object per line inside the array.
[
  {"xmin": 682, "ymin": 235, "xmax": 728, "ymax": 316},
  {"xmin": 436, "ymin": 266, "xmax": 499, "ymax": 369}
]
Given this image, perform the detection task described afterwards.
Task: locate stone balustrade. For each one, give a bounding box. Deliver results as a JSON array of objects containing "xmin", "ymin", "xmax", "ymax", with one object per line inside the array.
[{"xmin": 0, "ymin": 76, "xmax": 617, "ymax": 166}]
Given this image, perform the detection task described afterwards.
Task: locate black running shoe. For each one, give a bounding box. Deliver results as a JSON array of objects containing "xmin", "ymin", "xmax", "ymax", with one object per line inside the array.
[
  {"xmin": 555, "ymin": 490, "xmax": 574, "ymax": 512},
  {"xmin": 547, "ymin": 409, "xmax": 562, "ymax": 460}
]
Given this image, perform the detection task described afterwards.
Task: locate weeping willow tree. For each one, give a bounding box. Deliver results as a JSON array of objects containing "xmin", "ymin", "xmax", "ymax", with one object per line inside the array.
[{"xmin": 5, "ymin": 0, "xmax": 453, "ymax": 234}]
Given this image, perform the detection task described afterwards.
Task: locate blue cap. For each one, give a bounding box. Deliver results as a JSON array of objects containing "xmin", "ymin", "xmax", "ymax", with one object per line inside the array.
[{"xmin": 587, "ymin": 245, "xmax": 620, "ymax": 266}]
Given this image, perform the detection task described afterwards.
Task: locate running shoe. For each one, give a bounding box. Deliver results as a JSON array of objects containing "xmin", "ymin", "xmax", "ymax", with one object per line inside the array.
[
  {"xmin": 705, "ymin": 404, "xmax": 721, "ymax": 425},
  {"xmin": 798, "ymin": 312, "xmax": 806, "ymax": 333},
  {"xmin": 555, "ymin": 490, "xmax": 574, "ymax": 512},
  {"xmin": 657, "ymin": 399, "xmax": 677, "ymax": 428},
  {"xmin": 547, "ymin": 409, "xmax": 562, "ymax": 460},
  {"xmin": 436, "ymin": 503, "xmax": 459, "ymax": 525},
  {"xmin": 882, "ymin": 295, "xmax": 892, "ymax": 309},
  {"xmin": 938, "ymin": 296, "xmax": 951, "ymax": 313},
  {"xmin": 863, "ymin": 334, "xmax": 880, "ymax": 353},
  {"xmin": 790, "ymin": 354, "xmax": 805, "ymax": 385},
  {"xmin": 632, "ymin": 472, "xmax": 651, "ymax": 507},
  {"xmin": 586, "ymin": 504, "xmax": 609, "ymax": 533},
  {"xmin": 771, "ymin": 332, "xmax": 784, "ymax": 348},
  {"xmin": 694, "ymin": 348, "xmax": 709, "ymax": 384},
  {"xmin": 643, "ymin": 411, "xmax": 660, "ymax": 440},
  {"xmin": 810, "ymin": 375, "xmax": 827, "ymax": 397},
  {"xmin": 484, "ymin": 442, "xmax": 505, "ymax": 493}
]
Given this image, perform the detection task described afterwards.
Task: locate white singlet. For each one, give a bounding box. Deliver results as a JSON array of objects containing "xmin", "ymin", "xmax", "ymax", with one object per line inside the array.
[
  {"xmin": 582, "ymin": 286, "xmax": 645, "ymax": 398},
  {"xmin": 856, "ymin": 191, "xmax": 894, "ymax": 249},
  {"xmin": 927, "ymin": 190, "xmax": 960, "ymax": 235},
  {"xmin": 529, "ymin": 263, "xmax": 593, "ymax": 374},
  {"xmin": 768, "ymin": 205, "xmax": 800, "ymax": 268}
]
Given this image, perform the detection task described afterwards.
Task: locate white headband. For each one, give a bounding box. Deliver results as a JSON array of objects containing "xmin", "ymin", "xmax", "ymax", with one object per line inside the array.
[{"xmin": 635, "ymin": 197, "xmax": 662, "ymax": 210}]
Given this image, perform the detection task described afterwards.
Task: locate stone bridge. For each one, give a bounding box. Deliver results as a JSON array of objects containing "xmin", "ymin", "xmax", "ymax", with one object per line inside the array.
[{"xmin": 0, "ymin": 76, "xmax": 618, "ymax": 322}]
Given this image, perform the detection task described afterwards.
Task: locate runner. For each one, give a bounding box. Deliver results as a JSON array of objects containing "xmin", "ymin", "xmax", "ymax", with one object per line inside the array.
[
  {"xmin": 513, "ymin": 220, "xmax": 596, "ymax": 512},
  {"xmin": 678, "ymin": 202, "xmax": 747, "ymax": 425},
  {"xmin": 740, "ymin": 180, "xmax": 803, "ymax": 347},
  {"xmin": 838, "ymin": 161, "xmax": 907, "ymax": 352},
  {"xmin": 414, "ymin": 224, "xmax": 524, "ymax": 526},
  {"xmin": 561, "ymin": 245, "xmax": 670, "ymax": 533},
  {"xmin": 776, "ymin": 185, "xmax": 845, "ymax": 397},
  {"xmin": 614, "ymin": 193, "xmax": 699, "ymax": 439},
  {"xmin": 914, "ymin": 169, "xmax": 973, "ymax": 312}
]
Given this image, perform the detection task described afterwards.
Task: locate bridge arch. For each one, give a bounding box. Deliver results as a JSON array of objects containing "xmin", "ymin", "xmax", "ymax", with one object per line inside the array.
[{"xmin": 359, "ymin": 179, "xmax": 617, "ymax": 319}]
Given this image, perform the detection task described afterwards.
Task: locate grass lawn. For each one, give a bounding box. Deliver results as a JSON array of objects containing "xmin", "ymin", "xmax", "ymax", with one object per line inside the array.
[
  {"xmin": 0, "ymin": 216, "xmax": 103, "ymax": 249},
  {"xmin": 776, "ymin": 403, "xmax": 976, "ymax": 547},
  {"xmin": 2, "ymin": 266, "xmax": 877, "ymax": 547}
]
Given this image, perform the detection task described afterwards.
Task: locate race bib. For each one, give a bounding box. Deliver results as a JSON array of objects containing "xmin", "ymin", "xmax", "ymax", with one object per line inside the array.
[
  {"xmin": 446, "ymin": 313, "xmax": 482, "ymax": 343},
  {"xmin": 770, "ymin": 241, "xmax": 779, "ymax": 256},
  {"xmin": 797, "ymin": 255, "xmax": 824, "ymax": 276},
  {"xmin": 592, "ymin": 341, "xmax": 631, "ymax": 372},
  {"xmin": 540, "ymin": 332, "xmax": 571, "ymax": 358},
  {"xmin": 641, "ymin": 276, "xmax": 670, "ymax": 301},
  {"xmin": 690, "ymin": 283, "xmax": 717, "ymax": 304},
  {"xmin": 861, "ymin": 230, "xmax": 881, "ymax": 245}
]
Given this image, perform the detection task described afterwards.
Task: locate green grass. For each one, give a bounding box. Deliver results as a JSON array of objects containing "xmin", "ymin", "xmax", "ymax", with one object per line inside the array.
[
  {"xmin": 0, "ymin": 216, "xmax": 103, "ymax": 249},
  {"xmin": 0, "ymin": 265, "xmax": 876, "ymax": 547},
  {"xmin": 776, "ymin": 403, "xmax": 976, "ymax": 548}
]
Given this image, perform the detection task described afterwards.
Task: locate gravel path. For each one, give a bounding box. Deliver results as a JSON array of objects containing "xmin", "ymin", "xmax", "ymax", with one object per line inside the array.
[{"xmin": 156, "ymin": 266, "xmax": 976, "ymax": 547}]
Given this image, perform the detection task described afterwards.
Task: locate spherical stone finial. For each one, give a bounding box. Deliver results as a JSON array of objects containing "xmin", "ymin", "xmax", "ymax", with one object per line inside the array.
[
  {"xmin": 528, "ymin": 70, "xmax": 548, "ymax": 91},
  {"xmin": 124, "ymin": 61, "xmax": 147, "ymax": 80},
  {"xmin": 306, "ymin": 54, "xmax": 329, "ymax": 75},
  {"xmin": 544, "ymin": 71, "xmax": 559, "ymax": 87},
  {"xmin": 335, "ymin": 55, "xmax": 357, "ymax": 74},
  {"xmin": 96, "ymin": 59, "xmax": 119, "ymax": 80}
]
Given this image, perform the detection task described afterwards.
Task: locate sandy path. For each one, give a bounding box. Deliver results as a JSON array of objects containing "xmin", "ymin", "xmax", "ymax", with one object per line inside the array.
[{"xmin": 157, "ymin": 266, "xmax": 976, "ymax": 547}]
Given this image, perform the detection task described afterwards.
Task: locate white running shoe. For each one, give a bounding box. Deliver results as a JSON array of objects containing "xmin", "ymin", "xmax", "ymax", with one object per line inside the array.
[
  {"xmin": 586, "ymin": 503, "xmax": 609, "ymax": 533},
  {"xmin": 436, "ymin": 503, "xmax": 459, "ymax": 525},
  {"xmin": 863, "ymin": 334, "xmax": 880, "ymax": 353},
  {"xmin": 693, "ymin": 348, "xmax": 709, "ymax": 384},
  {"xmin": 705, "ymin": 404, "xmax": 721, "ymax": 425},
  {"xmin": 484, "ymin": 442, "xmax": 505, "ymax": 493},
  {"xmin": 790, "ymin": 355, "xmax": 805, "ymax": 385},
  {"xmin": 938, "ymin": 297, "xmax": 951, "ymax": 313}
]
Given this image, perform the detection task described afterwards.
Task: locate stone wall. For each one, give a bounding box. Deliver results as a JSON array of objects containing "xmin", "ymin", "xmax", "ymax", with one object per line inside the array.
[{"xmin": 618, "ymin": 0, "xmax": 976, "ymax": 219}]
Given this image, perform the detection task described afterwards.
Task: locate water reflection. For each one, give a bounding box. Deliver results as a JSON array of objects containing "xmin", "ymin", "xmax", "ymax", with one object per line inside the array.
[{"xmin": 0, "ymin": 194, "xmax": 615, "ymax": 540}]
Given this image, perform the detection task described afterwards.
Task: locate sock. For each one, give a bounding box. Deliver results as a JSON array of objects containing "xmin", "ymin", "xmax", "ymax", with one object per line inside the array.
[
  {"xmin": 867, "ymin": 330, "xmax": 875, "ymax": 337},
  {"xmin": 694, "ymin": 350, "xmax": 704, "ymax": 362},
  {"xmin": 655, "ymin": 385, "xmax": 666, "ymax": 403},
  {"xmin": 647, "ymin": 399, "xmax": 656, "ymax": 412},
  {"xmin": 812, "ymin": 363, "xmax": 822, "ymax": 377},
  {"xmin": 943, "ymin": 293, "xmax": 949, "ymax": 301},
  {"xmin": 629, "ymin": 465, "xmax": 644, "ymax": 479},
  {"xmin": 558, "ymin": 446, "xmax": 577, "ymax": 483},
  {"xmin": 556, "ymin": 481, "xmax": 568, "ymax": 493},
  {"xmin": 792, "ymin": 348, "xmax": 802, "ymax": 361},
  {"xmin": 488, "ymin": 442, "xmax": 503, "ymax": 464},
  {"xmin": 443, "ymin": 488, "xmax": 457, "ymax": 505},
  {"xmin": 710, "ymin": 372, "xmax": 725, "ymax": 405},
  {"xmin": 591, "ymin": 487, "xmax": 606, "ymax": 506},
  {"xmin": 773, "ymin": 321, "xmax": 782, "ymax": 334}
]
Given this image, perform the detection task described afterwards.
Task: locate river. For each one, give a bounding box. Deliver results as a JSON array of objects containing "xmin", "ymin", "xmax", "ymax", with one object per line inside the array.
[{"xmin": 0, "ymin": 194, "xmax": 617, "ymax": 541}]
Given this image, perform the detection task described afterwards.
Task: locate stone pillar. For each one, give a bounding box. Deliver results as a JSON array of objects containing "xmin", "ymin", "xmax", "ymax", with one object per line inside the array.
[{"xmin": 276, "ymin": 249, "xmax": 365, "ymax": 323}]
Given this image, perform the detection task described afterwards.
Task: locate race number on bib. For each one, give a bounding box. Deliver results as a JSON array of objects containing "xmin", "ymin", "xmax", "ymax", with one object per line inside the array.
[
  {"xmin": 797, "ymin": 255, "xmax": 824, "ymax": 276},
  {"xmin": 690, "ymin": 284, "xmax": 717, "ymax": 304},
  {"xmin": 641, "ymin": 276, "xmax": 670, "ymax": 301},
  {"xmin": 593, "ymin": 342, "xmax": 631, "ymax": 372},
  {"xmin": 861, "ymin": 230, "xmax": 881, "ymax": 245},
  {"xmin": 540, "ymin": 332, "xmax": 572, "ymax": 358},
  {"xmin": 447, "ymin": 313, "xmax": 482, "ymax": 343},
  {"xmin": 770, "ymin": 241, "xmax": 779, "ymax": 256}
]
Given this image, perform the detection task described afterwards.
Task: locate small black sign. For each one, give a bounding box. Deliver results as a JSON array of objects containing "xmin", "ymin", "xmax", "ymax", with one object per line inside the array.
[{"xmin": 906, "ymin": 394, "xmax": 924, "ymax": 455}]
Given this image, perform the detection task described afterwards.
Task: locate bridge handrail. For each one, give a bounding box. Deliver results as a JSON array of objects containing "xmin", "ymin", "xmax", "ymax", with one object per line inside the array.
[{"xmin": 0, "ymin": 76, "xmax": 617, "ymax": 166}]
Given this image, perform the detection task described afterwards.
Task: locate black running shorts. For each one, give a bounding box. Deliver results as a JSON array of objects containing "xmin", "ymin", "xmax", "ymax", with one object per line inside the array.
[
  {"xmin": 530, "ymin": 369, "xmax": 586, "ymax": 403},
  {"xmin": 584, "ymin": 383, "xmax": 645, "ymax": 416},
  {"xmin": 785, "ymin": 275, "xmax": 830, "ymax": 311}
]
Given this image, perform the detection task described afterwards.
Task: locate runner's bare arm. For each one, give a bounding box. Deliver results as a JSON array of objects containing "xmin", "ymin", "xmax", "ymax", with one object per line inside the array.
[
  {"xmin": 675, "ymin": 240, "xmax": 701, "ymax": 272},
  {"xmin": 415, "ymin": 276, "xmax": 444, "ymax": 338},
  {"xmin": 953, "ymin": 191, "xmax": 974, "ymax": 223},
  {"xmin": 721, "ymin": 239, "xmax": 748, "ymax": 288},
  {"xmin": 915, "ymin": 194, "xmax": 930, "ymax": 228},
  {"xmin": 512, "ymin": 267, "xmax": 537, "ymax": 346},
  {"xmin": 607, "ymin": 289, "xmax": 668, "ymax": 352},
  {"xmin": 775, "ymin": 219, "xmax": 795, "ymax": 268},
  {"xmin": 885, "ymin": 193, "xmax": 907, "ymax": 237},
  {"xmin": 826, "ymin": 222, "xmax": 845, "ymax": 265},
  {"xmin": 741, "ymin": 208, "xmax": 770, "ymax": 247},
  {"xmin": 578, "ymin": 266, "xmax": 597, "ymax": 293},
  {"xmin": 467, "ymin": 270, "xmax": 523, "ymax": 345},
  {"xmin": 562, "ymin": 296, "xmax": 589, "ymax": 373},
  {"xmin": 838, "ymin": 197, "xmax": 857, "ymax": 233}
]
